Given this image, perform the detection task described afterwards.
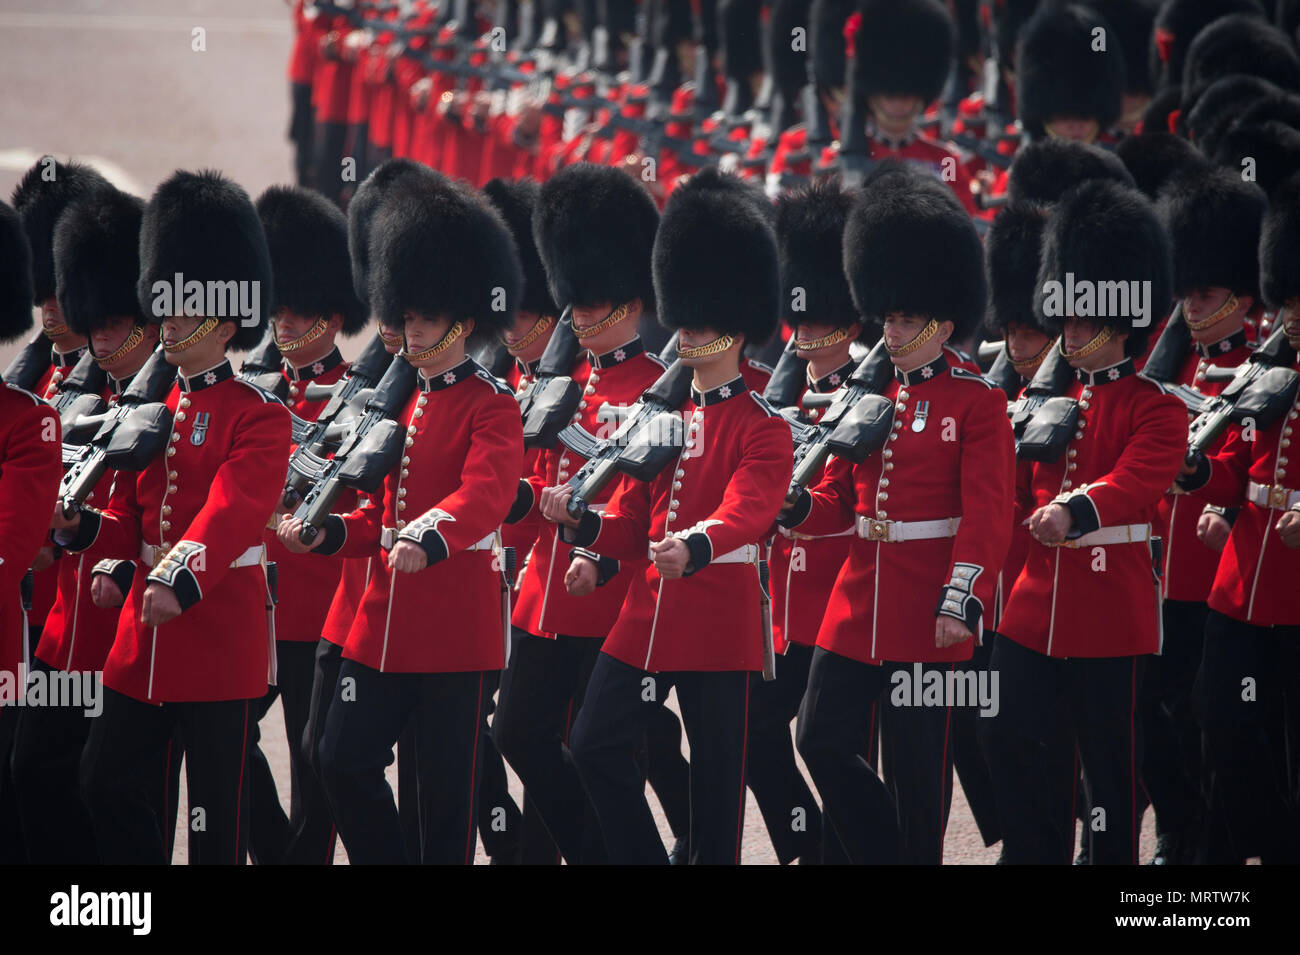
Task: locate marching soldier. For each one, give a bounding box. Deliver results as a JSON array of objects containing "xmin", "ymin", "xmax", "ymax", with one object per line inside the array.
[
  {"xmin": 246, "ymin": 184, "xmax": 368, "ymax": 865},
  {"xmin": 12, "ymin": 185, "xmax": 164, "ymax": 863},
  {"xmin": 1175, "ymin": 175, "xmax": 1300, "ymax": 863},
  {"xmin": 754, "ymin": 178, "xmax": 861, "ymax": 865},
  {"xmin": 1147, "ymin": 166, "xmax": 1265, "ymax": 864},
  {"xmin": 279, "ymin": 170, "xmax": 524, "ymax": 864},
  {"xmin": 544, "ymin": 168, "xmax": 792, "ymax": 865},
  {"xmin": 983, "ymin": 179, "xmax": 1187, "ymax": 865},
  {"xmin": 494, "ymin": 162, "xmax": 664, "ymax": 865},
  {"xmin": 65, "ymin": 170, "xmax": 290, "ymax": 865},
  {"xmin": 783, "ymin": 165, "xmax": 1013, "ymax": 864},
  {"xmin": 0, "ymin": 201, "xmax": 64, "ymax": 865}
]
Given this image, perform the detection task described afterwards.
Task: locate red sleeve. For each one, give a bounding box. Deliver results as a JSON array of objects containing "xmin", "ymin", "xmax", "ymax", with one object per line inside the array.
[
  {"xmin": 0, "ymin": 398, "xmax": 61, "ymax": 598},
  {"xmin": 335, "ymin": 490, "xmax": 386, "ymax": 558},
  {"xmin": 796, "ymin": 452, "xmax": 857, "ymax": 538},
  {"xmin": 1193, "ymin": 423, "xmax": 1253, "ymax": 507},
  {"xmin": 575, "ymin": 471, "xmax": 654, "ymax": 563}
]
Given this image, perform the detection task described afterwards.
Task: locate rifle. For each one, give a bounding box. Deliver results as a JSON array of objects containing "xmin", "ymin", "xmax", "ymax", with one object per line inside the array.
[
  {"xmin": 283, "ymin": 335, "xmax": 396, "ymax": 509},
  {"xmin": 58, "ymin": 346, "xmax": 178, "ymax": 516},
  {"xmin": 52, "ymin": 350, "xmax": 109, "ymax": 442},
  {"xmin": 2, "ymin": 333, "xmax": 53, "ymax": 391},
  {"xmin": 984, "ymin": 345, "xmax": 1024, "ymax": 400},
  {"xmin": 785, "ymin": 340, "xmax": 896, "ymax": 501},
  {"xmin": 761, "ymin": 337, "xmax": 809, "ymax": 410},
  {"xmin": 290, "ymin": 354, "xmax": 418, "ymax": 545},
  {"xmin": 1006, "ymin": 338, "xmax": 1078, "ymax": 461},
  {"xmin": 518, "ymin": 306, "xmax": 583, "ymax": 448},
  {"xmin": 1186, "ymin": 324, "xmax": 1299, "ymax": 459},
  {"xmin": 556, "ymin": 357, "xmax": 695, "ymax": 519}
]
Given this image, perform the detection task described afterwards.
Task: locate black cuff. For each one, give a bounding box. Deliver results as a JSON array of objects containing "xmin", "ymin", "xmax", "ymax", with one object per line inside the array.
[
  {"xmin": 560, "ymin": 509, "xmax": 602, "ymax": 548},
  {"xmin": 570, "ymin": 548, "xmax": 620, "ymax": 586},
  {"xmin": 91, "ymin": 559, "xmax": 135, "ymax": 602},
  {"xmin": 1063, "ymin": 493, "xmax": 1100, "ymax": 535},
  {"xmin": 314, "ymin": 514, "xmax": 348, "ymax": 556},
  {"xmin": 397, "ymin": 518, "xmax": 450, "ymax": 567},
  {"xmin": 1174, "ymin": 452, "xmax": 1211, "ymax": 493},
  {"xmin": 777, "ymin": 488, "xmax": 812, "ymax": 529},
  {"xmin": 58, "ymin": 508, "xmax": 103, "ymax": 553},
  {"xmin": 936, "ymin": 586, "xmax": 984, "ymax": 633},
  {"xmin": 681, "ymin": 532, "xmax": 713, "ymax": 577},
  {"xmin": 1224, "ymin": 506, "xmax": 1239, "ymax": 525},
  {"xmin": 505, "ymin": 480, "xmax": 535, "ymax": 524},
  {"xmin": 147, "ymin": 554, "xmax": 202, "ymax": 612}
]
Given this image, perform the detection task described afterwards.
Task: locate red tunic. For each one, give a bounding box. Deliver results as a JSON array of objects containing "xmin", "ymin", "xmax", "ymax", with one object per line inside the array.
[
  {"xmin": 796, "ymin": 355, "xmax": 1014, "ymax": 664},
  {"xmin": 1000, "ymin": 360, "xmax": 1188, "ymax": 658},
  {"xmin": 73, "ymin": 362, "xmax": 290, "ymax": 702},
  {"xmin": 569, "ymin": 376, "xmax": 793, "ymax": 672},
  {"xmin": 325, "ymin": 359, "xmax": 522, "ymax": 673},
  {"xmin": 0, "ymin": 384, "xmax": 62, "ymax": 700},
  {"xmin": 512, "ymin": 343, "xmax": 666, "ymax": 639},
  {"xmin": 30, "ymin": 348, "xmax": 85, "ymax": 631}
]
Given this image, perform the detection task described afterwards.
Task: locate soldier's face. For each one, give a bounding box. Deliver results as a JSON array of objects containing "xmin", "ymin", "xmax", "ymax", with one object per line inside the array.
[
  {"xmin": 1061, "ymin": 317, "xmax": 1127, "ymax": 369},
  {"xmin": 869, "ymin": 95, "xmax": 923, "ymax": 134},
  {"xmin": 503, "ymin": 309, "xmax": 553, "ymax": 362},
  {"xmin": 1045, "ymin": 117, "xmax": 1100, "ymax": 143},
  {"xmin": 1005, "ymin": 322, "xmax": 1050, "ymax": 364},
  {"xmin": 273, "ymin": 307, "xmax": 341, "ymax": 364},
  {"xmin": 377, "ymin": 316, "xmax": 404, "ymax": 354},
  {"xmin": 677, "ymin": 326, "xmax": 739, "ymax": 368},
  {"xmin": 1280, "ymin": 301, "xmax": 1300, "ymax": 350},
  {"xmin": 90, "ymin": 315, "xmax": 140, "ymax": 365},
  {"xmin": 882, "ymin": 312, "xmax": 948, "ymax": 369},
  {"xmin": 572, "ymin": 300, "xmax": 639, "ymax": 353},
  {"xmin": 39, "ymin": 298, "xmax": 85, "ymax": 348},
  {"xmin": 403, "ymin": 311, "xmax": 472, "ymax": 370},
  {"xmin": 1183, "ymin": 287, "xmax": 1247, "ymax": 341},
  {"xmin": 795, "ymin": 321, "xmax": 856, "ymax": 361}
]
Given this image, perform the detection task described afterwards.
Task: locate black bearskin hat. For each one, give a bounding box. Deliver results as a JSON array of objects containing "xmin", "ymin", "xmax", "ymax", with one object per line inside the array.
[
  {"xmin": 534, "ymin": 163, "xmax": 659, "ymax": 311},
  {"xmin": 257, "ymin": 185, "xmax": 367, "ymax": 336},
  {"xmin": 809, "ymin": 0, "xmax": 853, "ymax": 91},
  {"xmin": 1183, "ymin": 74, "xmax": 1282, "ymax": 148},
  {"xmin": 1017, "ymin": 3, "xmax": 1126, "ymax": 137},
  {"xmin": 369, "ymin": 171, "xmax": 522, "ymax": 338},
  {"xmin": 0, "ymin": 202, "xmax": 34, "ymax": 343},
  {"xmin": 652, "ymin": 168, "xmax": 780, "ymax": 343},
  {"xmin": 851, "ymin": 0, "xmax": 954, "ymax": 106},
  {"xmin": 11, "ymin": 157, "xmax": 111, "ymax": 305},
  {"xmin": 775, "ymin": 178, "xmax": 858, "ymax": 329},
  {"xmin": 844, "ymin": 162, "xmax": 986, "ymax": 339},
  {"xmin": 1034, "ymin": 179, "xmax": 1173, "ymax": 354},
  {"xmin": 1149, "ymin": 0, "xmax": 1264, "ymax": 91},
  {"xmin": 482, "ymin": 177, "xmax": 559, "ymax": 318},
  {"xmin": 1089, "ymin": 0, "xmax": 1161, "ymax": 97},
  {"xmin": 985, "ymin": 200, "xmax": 1052, "ymax": 336},
  {"xmin": 1181, "ymin": 14, "xmax": 1300, "ymax": 100},
  {"xmin": 769, "ymin": 0, "xmax": 812, "ymax": 102},
  {"xmin": 995, "ymin": 0, "xmax": 1040, "ymax": 70},
  {"xmin": 136, "ymin": 169, "xmax": 273, "ymax": 351},
  {"xmin": 1006, "ymin": 138, "xmax": 1136, "ymax": 205},
  {"xmin": 53, "ymin": 187, "xmax": 145, "ymax": 336},
  {"xmin": 1157, "ymin": 166, "xmax": 1267, "ymax": 298},
  {"xmin": 1115, "ymin": 131, "xmax": 1209, "ymax": 199},
  {"xmin": 347, "ymin": 159, "xmax": 441, "ymax": 308},
  {"xmin": 1259, "ymin": 172, "xmax": 1300, "ymax": 309},
  {"xmin": 1213, "ymin": 120, "xmax": 1300, "ymax": 197}
]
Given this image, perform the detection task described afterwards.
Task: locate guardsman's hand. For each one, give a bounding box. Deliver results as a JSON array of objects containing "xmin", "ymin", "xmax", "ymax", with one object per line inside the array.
[
  {"xmin": 1026, "ymin": 503, "xmax": 1071, "ymax": 545},
  {"xmin": 1179, "ymin": 454, "xmax": 1201, "ymax": 477},
  {"xmin": 539, "ymin": 484, "xmax": 581, "ymax": 528},
  {"xmin": 50, "ymin": 502, "xmax": 80, "ymax": 533},
  {"xmin": 1277, "ymin": 508, "xmax": 1300, "ymax": 549},
  {"xmin": 30, "ymin": 544, "xmax": 56, "ymax": 573},
  {"xmin": 91, "ymin": 574, "xmax": 125, "ymax": 609},
  {"xmin": 140, "ymin": 582, "xmax": 182, "ymax": 627},
  {"xmin": 564, "ymin": 556, "xmax": 598, "ymax": 596},
  {"xmin": 935, "ymin": 615, "xmax": 973, "ymax": 649},
  {"xmin": 278, "ymin": 515, "xmax": 325, "ymax": 554},
  {"xmin": 1197, "ymin": 511, "xmax": 1231, "ymax": 552},
  {"xmin": 649, "ymin": 537, "xmax": 690, "ymax": 580},
  {"xmin": 388, "ymin": 539, "xmax": 428, "ymax": 574}
]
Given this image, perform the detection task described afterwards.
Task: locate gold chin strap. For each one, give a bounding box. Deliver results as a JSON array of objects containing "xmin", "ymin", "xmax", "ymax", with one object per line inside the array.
[
  {"xmin": 795, "ymin": 326, "xmax": 853, "ymax": 352},
  {"xmin": 378, "ymin": 324, "xmax": 404, "ymax": 348},
  {"xmin": 503, "ymin": 314, "xmax": 555, "ymax": 353},
  {"xmin": 677, "ymin": 333, "xmax": 736, "ymax": 359},
  {"xmin": 96, "ymin": 324, "xmax": 146, "ymax": 366},
  {"xmin": 162, "ymin": 318, "xmax": 220, "ymax": 354},
  {"xmin": 1184, "ymin": 293, "xmax": 1238, "ymax": 332},
  {"xmin": 1058, "ymin": 324, "xmax": 1113, "ymax": 361},
  {"xmin": 1008, "ymin": 337, "xmax": 1054, "ymax": 375},
  {"xmin": 42, "ymin": 322, "xmax": 70, "ymax": 340},
  {"xmin": 573, "ymin": 302, "xmax": 631, "ymax": 340},
  {"xmin": 403, "ymin": 320, "xmax": 464, "ymax": 363},
  {"xmin": 884, "ymin": 319, "xmax": 939, "ymax": 358},
  {"xmin": 276, "ymin": 317, "xmax": 330, "ymax": 353}
]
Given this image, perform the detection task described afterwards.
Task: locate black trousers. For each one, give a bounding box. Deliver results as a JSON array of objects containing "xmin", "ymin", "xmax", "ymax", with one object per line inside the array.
[
  {"xmin": 948, "ymin": 636, "xmax": 1002, "ymax": 847},
  {"xmin": 980, "ymin": 636, "xmax": 1145, "ymax": 865},
  {"xmin": 644, "ymin": 703, "xmax": 692, "ymax": 842},
  {"xmin": 1192, "ymin": 611, "xmax": 1300, "ymax": 863},
  {"xmin": 570, "ymin": 652, "xmax": 751, "ymax": 865},
  {"xmin": 797, "ymin": 648, "xmax": 956, "ymax": 864},
  {"xmin": 248, "ymin": 640, "xmax": 321, "ymax": 864},
  {"xmin": 493, "ymin": 629, "xmax": 606, "ymax": 864},
  {"xmin": 476, "ymin": 669, "xmax": 522, "ymax": 861},
  {"xmin": 745, "ymin": 642, "xmax": 823, "ymax": 864},
  {"xmin": 1142, "ymin": 600, "xmax": 1208, "ymax": 845},
  {"xmin": 0, "ymin": 623, "xmax": 40, "ymax": 863},
  {"xmin": 318, "ymin": 659, "xmax": 492, "ymax": 864},
  {"xmin": 82, "ymin": 687, "xmax": 252, "ymax": 864},
  {"xmin": 292, "ymin": 637, "xmax": 344, "ymax": 863},
  {"xmin": 288, "ymin": 81, "xmax": 315, "ymax": 187},
  {"xmin": 312, "ymin": 119, "xmax": 348, "ymax": 206}
]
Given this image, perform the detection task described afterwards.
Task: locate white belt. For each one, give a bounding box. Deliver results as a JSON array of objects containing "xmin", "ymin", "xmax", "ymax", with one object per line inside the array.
[
  {"xmin": 1050, "ymin": 523, "xmax": 1151, "ymax": 549},
  {"xmin": 140, "ymin": 542, "xmax": 264, "ymax": 569},
  {"xmin": 647, "ymin": 542, "xmax": 761, "ymax": 564},
  {"xmin": 855, "ymin": 515, "xmax": 961, "ymax": 543},
  {"xmin": 380, "ymin": 527, "xmax": 496, "ymax": 551},
  {"xmin": 1247, "ymin": 480, "xmax": 1300, "ymax": 510},
  {"xmin": 779, "ymin": 524, "xmax": 856, "ymax": 542}
]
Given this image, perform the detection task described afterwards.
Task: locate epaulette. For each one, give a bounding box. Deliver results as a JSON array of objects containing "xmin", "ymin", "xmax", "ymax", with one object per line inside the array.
[
  {"xmin": 3, "ymin": 382, "xmax": 46, "ymax": 406},
  {"xmin": 950, "ymin": 366, "xmax": 997, "ymax": 389},
  {"xmin": 745, "ymin": 357, "xmax": 774, "ymax": 375},
  {"xmin": 472, "ymin": 362, "xmax": 514, "ymax": 396},
  {"xmin": 645, "ymin": 351, "xmax": 669, "ymax": 369},
  {"xmin": 748, "ymin": 391, "xmax": 780, "ymax": 417},
  {"xmin": 1136, "ymin": 372, "xmax": 1172, "ymax": 395},
  {"xmin": 233, "ymin": 379, "xmax": 279, "ymax": 403}
]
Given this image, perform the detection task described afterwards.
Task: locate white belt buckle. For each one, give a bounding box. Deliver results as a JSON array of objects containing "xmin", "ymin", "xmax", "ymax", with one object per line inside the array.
[
  {"xmin": 864, "ymin": 518, "xmax": 891, "ymax": 542},
  {"xmin": 1268, "ymin": 485, "xmax": 1291, "ymax": 510}
]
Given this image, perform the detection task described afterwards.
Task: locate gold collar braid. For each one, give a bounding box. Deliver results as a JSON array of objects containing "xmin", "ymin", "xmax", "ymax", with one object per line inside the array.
[
  {"xmin": 884, "ymin": 319, "xmax": 939, "ymax": 358},
  {"xmin": 677, "ymin": 333, "xmax": 736, "ymax": 359},
  {"xmin": 504, "ymin": 314, "xmax": 555, "ymax": 353},
  {"xmin": 1184, "ymin": 293, "xmax": 1238, "ymax": 332},
  {"xmin": 795, "ymin": 326, "xmax": 854, "ymax": 352},
  {"xmin": 573, "ymin": 302, "xmax": 631, "ymax": 340},
  {"xmin": 162, "ymin": 317, "xmax": 220, "ymax": 354},
  {"xmin": 96, "ymin": 323, "xmax": 146, "ymax": 366},
  {"xmin": 1057, "ymin": 324, "xmax": 1113, "ymax": 361},
  {"xmin": 276, "ymin": 317, "xmax": 330, "ymax": 353},
  {"xmin": 403, "ymin": 320, "xmax": 465, "ymax": 363}
]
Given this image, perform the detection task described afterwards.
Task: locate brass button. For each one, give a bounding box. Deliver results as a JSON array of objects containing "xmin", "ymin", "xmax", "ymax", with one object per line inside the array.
[
  {"xmin": 398, "ymin": 501, "xmax": 407, "ymax": 510},
  {"xmin": 398, "ymin": 487, "xmax": 407, "ymax": 497},
  {"xmin": 179, "ymin": 398, "xmax": 191, "ymax": 409},
  {"xmin": 168, "ymin": 470, "xmax": 178, "ymax": 480},
  {"xmin": 166, "ymin": 447, "xmax": 176, "ymax": 457},
  {"xmin": 400, "ymin": 469, "xmax": 409, "ymax": 478},
  {"xmin": 405, "ymin": 437, "xmax": 414, "ymax": 447},
  {"xmin": 413, "ymin": 408, "xmax": 423, "ymax": 417},
  {"xmin": 162, "ymin": 505, "xmax": 171, "ymax": 516},
  {"xmin": 401, "ymin": 456, "xmax": 410, "ymax": 466},
  {"xmin": 175, "ymin": 411, "xmax": 186, "ymax": 422},
  {"xmin": 878, "ymin": 492, "xmax": 888, "ymax": 501},
  {"xmin": 161, "ymin": 520, "xmax": 171, "ymax": 531}
]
